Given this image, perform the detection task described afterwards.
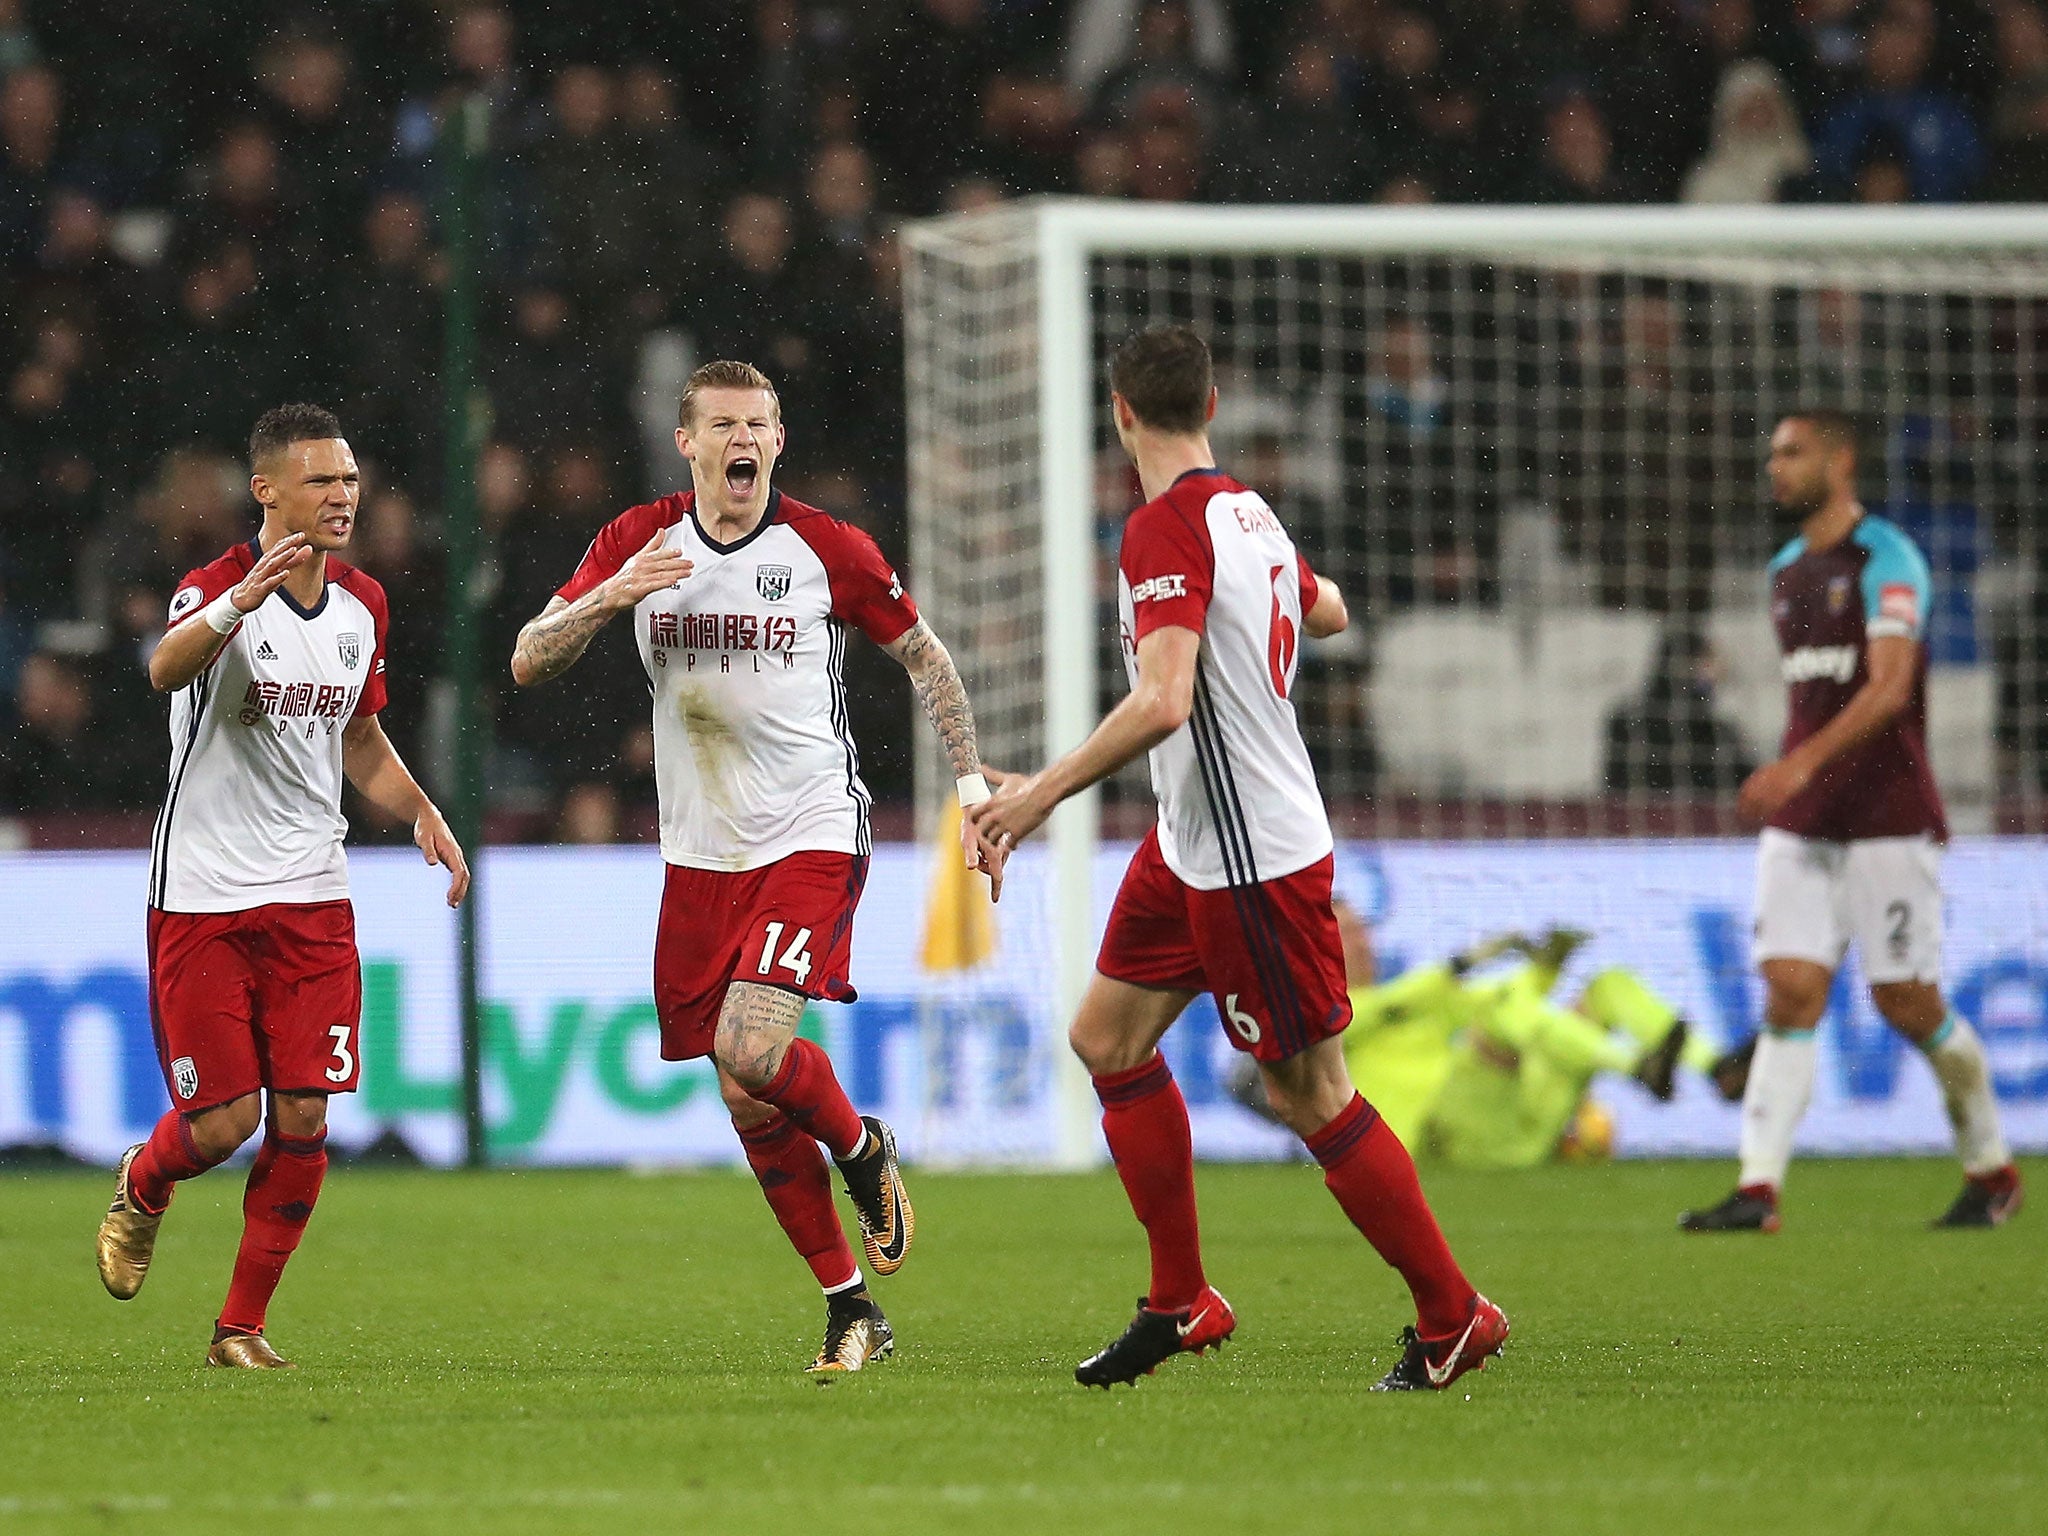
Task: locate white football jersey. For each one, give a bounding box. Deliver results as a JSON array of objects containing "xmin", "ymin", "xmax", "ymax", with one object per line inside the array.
[
  {"xmin": 151, "ymin": 541, "xmax": 389, "ymax": 913},
  {"xmin": 1117, "ymin": 469, "xmax": 1333, "ymax": 890},
  {"xmin": 558, "ymin": 489, "xmax": 917, "ymax": 872}
]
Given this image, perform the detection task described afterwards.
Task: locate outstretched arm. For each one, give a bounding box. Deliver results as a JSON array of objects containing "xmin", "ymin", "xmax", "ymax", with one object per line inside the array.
[
  {"xmin": 883, "ymin": 617, "xmax": 1008, "ymax": 898},
  {"xmin": 341, "ymin": 713, "xmax": 470, "ymax": 906},
  {"xmin": 510, "ymin": 530, "xmax": 693, "ymax": 686},
  {"xmin": 883, "ymin": 618, "xmax": 982, "ymax": 781},
  {"xmin": 966, "ymin": 624, "xmax": 1199, "ymax": 852}
]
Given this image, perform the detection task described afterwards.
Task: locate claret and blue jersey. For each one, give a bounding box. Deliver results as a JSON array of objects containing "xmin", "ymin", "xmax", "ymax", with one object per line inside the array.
[{"xmin": 1766, "ymin": 512, "xmax": 1946, "ymax": 842}]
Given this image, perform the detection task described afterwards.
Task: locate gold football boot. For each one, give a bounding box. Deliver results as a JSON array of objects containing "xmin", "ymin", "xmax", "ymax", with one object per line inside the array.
[
  {"xmin": 835, "ymin": 1116, "xmax": 914, "ymax": 1275},
  {"xmin": 804, "ymin": 1294, "xmax": 894, "ymax": 1377},
  {"xmin": 95, "ymin": 1144, "xmax": 167, "ymax": 1300},
  {"xmin": 207, "ymin": 1332, "xmax": 295, "ymax": 1369}
]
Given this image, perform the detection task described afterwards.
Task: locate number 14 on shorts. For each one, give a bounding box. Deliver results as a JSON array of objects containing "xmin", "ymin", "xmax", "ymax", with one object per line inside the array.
[{"xmin": 758, "ymin": 922, "xmax": 815, "ymax": 985}]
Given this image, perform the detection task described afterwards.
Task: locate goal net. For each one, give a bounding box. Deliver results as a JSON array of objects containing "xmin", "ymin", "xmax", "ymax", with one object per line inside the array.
[{"xmin": 902, "ymin": 202, "xmax": 2048, "ymax": 1153}]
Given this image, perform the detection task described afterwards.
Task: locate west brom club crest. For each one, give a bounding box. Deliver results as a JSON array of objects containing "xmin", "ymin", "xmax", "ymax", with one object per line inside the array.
[
  {"xmin": 338, "ymin": 631, "xmax": 362, "ymax": 668},
  {"xmin": 756, "ymin": 564, "xmax": 793, "ymax": 602},
  {"xmin": 172, "ymin": 1055, "xmax": 199, "ymax": 1101}
]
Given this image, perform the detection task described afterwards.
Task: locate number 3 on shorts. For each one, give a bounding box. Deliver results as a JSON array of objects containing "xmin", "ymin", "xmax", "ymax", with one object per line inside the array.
[
  {"xmin": 325, "ymin": 1023, "xmax": 356, "ymax": 1083},
  {"xmin": 758, "ymin": 921, "xmax": 815, "ymax": 986},
  {"xmin": 1224, "ymin": 992, "xmax": 1262, "ymax": 1045}
]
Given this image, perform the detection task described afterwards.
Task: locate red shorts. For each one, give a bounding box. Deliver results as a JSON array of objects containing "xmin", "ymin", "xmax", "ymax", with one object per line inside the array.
[
  {"xmin": 1097, "ymin": 829, "xmax": 1351, "ymax": 1063},
  {"xmin": 653, "ymin": 851, "xmax": 867, "ymax": 1061},
  {"xmin": 146, "ymin": 900, "xmax": 363, "ymax": 1111}
]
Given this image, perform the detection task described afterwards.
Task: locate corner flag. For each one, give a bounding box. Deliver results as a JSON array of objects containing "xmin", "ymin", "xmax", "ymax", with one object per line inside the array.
[{"xmin": 919, "ymin": 800, "xmax": 997, "ymax": 973}]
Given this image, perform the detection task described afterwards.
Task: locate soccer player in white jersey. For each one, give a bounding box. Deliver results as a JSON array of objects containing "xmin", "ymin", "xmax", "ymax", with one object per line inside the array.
[
  {"xmin": 510, "ymin": 360, "xmax": 1003, "ymax": 1374},
  {"xmin": 970, "ymin": 325, "xmax": 1507, "ymax": 1391},
  {"xmin": 95, "ymin": 404, "xmax": 470, "ymax": 1368}
]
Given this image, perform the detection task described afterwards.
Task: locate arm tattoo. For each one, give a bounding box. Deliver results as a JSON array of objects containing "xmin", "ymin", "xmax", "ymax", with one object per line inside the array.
[
  {"xmin": 713, "ymin": 980, "xmax": 811, "ymax": 1089},
  {"xmin": 890, "ymin": 620, "xmax": 982, "ymax": 779},
  {"xmin": 513, "ymin": 591, "xmax": 616, "ymax": 685}
]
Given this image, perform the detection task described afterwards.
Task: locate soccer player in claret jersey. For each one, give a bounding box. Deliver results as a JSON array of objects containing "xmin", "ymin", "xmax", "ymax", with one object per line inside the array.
[
  {"xmin": 510, "ymin": 360, "xmax": 1003, "ymax": 1375},
  {"xmin": 1681, "ymin": 410, "xmax": 2023, "ymax": 1233},
  {"xmin": 95, "ymin": 404, "xmax": 470, "ymax": 1367},
  {"xmin": 969, "ymin": 326, "xmax": 1508, "ymax": 1392}
]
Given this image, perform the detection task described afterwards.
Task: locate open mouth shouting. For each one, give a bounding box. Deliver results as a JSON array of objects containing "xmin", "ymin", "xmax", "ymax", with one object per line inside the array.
[{"xmin": 725, "ymin": 456, "xmax": 760, "ymax": 499}]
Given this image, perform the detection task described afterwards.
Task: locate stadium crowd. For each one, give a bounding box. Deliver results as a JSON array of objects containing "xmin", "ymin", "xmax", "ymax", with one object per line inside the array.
[{"xmin": 0, "ymin": 0, "xmax": 2033, "ymax": 830}]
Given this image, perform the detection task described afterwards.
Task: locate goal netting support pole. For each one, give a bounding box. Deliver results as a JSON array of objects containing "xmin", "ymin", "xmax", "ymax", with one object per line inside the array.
[{"xmin": 904, "ymin": 201, "xmax": 2048, "ymax": 1168}]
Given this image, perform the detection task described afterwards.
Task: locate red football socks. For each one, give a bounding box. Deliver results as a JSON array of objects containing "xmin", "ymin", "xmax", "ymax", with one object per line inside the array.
[
  {"xmin": 1306, "ymin": 1094, "xmax": 1474, "ymax": 1339},
  {"xmin": 127, "ymin": 1109, "xmax": 227, "ymax": 1214},
  {"xmin": 756, "ymin": 1039, "xmax": 866, "ymax": 1161},
  {"xmin": 217, "ymin": 1128, "xmax": 327, "ymax": 1336},
  {"xmin": 1094, "ymin": 1054, "xmax": 1206, "ymax": 1313},
  {"xmin": 737, "ymin": 1113, "xmax": 861, "ymax": 1291}
]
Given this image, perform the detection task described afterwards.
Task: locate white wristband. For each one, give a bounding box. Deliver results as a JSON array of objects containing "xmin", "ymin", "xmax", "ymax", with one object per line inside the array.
[
  {"xmin": 203, "ymin": 591, "xmax": 246, "ymax": 634},
  {"xmin": 956, "ymin": 773, "xmax": 991, "ymax": 808}
]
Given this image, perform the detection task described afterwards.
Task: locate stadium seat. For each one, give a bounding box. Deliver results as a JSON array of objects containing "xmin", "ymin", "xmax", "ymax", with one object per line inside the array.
[
  {"xmin": 1371, "ymin": 610, "xmax": 1658, "ymax": 797},
  {"xmin": 1928, "ymin": 665, "xmax": 1995, "ymax": 832}
]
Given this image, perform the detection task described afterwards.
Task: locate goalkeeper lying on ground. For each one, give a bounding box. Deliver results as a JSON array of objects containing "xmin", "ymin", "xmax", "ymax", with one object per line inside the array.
[{"xmin": 1231, "ymin": 907, "xmax": 1753, "ymax": 1168}]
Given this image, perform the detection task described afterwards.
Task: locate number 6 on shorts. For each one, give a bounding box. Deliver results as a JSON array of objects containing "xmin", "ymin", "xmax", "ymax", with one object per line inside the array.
[
  {"xmin": 1224, "ymin": 992, "xmax": 1262, "ymax": 1045},
  {"xmin": 758, "ymin": 921, "xmax": 815, "ymax": 985}
]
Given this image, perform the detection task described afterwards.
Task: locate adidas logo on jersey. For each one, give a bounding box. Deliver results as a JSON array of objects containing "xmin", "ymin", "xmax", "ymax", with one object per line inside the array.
[{"xmin": 256, "ymin": 641, "xmax": 279, "ymax": 660}]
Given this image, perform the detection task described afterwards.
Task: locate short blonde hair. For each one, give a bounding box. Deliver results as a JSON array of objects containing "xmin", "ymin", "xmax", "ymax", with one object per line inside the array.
[{"xmin": 678, "ymin": 360, "xmax": 780, "ymax": 428}]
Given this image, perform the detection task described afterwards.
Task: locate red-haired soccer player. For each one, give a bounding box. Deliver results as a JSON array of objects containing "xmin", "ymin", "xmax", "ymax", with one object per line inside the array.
[{"xmin": 510, "ymin": 360, "xmax": 1003, "ymax": 1373}]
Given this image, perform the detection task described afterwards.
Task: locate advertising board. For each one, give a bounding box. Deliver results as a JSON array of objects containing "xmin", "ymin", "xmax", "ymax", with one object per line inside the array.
[{"xmin": 4, "ymin": 841, "xmax": 2044, "ymax": 1166}]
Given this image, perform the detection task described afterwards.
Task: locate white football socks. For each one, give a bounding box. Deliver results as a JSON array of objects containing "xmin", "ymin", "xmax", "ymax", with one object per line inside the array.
[
  {"xmin": 1737, "ymin": 1028, "xmax": 1818, "ymax": 1193},
  {"xmin": 1921, "ymin": 1014, "xmax": 2012, "ymax": 1177}
]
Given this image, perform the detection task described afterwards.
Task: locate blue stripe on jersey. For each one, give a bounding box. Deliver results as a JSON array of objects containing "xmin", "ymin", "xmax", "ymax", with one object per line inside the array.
[
  {"xmin": 1853, "ymin": 516, "xmax": 1933, "ymax": 639},
  {"xmin": 1766, "ymin": 536, "xmax": 1806, "ymax": 582}
]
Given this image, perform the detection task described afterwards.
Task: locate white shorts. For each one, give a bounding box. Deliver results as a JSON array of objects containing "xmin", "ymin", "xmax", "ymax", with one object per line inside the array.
[{"xmin": 1751, "ymin": 829, "xmax": 1943, "ymax": 985}]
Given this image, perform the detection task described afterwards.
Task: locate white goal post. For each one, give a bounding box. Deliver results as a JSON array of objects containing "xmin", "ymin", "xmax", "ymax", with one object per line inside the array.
[{"xmin": 902, "ymin": 201, "xmax": 2048, "ymax": 1165}]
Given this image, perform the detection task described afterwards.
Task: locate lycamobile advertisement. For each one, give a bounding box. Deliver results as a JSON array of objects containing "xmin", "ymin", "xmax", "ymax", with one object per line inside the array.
[{"xmin": 3, "ymin": 842, "xmax": 2046, "ymax": 1167}]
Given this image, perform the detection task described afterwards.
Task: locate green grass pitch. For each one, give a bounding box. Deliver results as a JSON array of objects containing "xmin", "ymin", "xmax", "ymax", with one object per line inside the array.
[{"xmin": 3, "ymin": 1158, "xmax": 2042, "ymax": 1535}]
